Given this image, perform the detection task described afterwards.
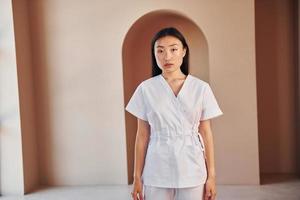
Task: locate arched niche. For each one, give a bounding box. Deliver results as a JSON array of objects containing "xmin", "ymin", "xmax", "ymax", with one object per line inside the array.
[{"xmin": 122, "ymin": 9, "xmax": 209, "ymax": 184}]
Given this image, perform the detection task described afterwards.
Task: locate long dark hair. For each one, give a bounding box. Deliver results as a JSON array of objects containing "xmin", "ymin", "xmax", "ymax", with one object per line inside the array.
[{"xmin": 151, "ymin": 27, "xmax": 190, "ymax": 77}]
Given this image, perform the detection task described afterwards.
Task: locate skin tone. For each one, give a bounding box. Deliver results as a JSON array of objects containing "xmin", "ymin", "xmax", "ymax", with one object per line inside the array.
[{"xmin": 131, "ymin": 35, "xmax": 217, "ymax": 200}]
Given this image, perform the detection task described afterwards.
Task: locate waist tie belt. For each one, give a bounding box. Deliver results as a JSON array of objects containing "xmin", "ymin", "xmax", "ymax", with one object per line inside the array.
[{"xmin": 149, "ymin": 128, "xmax": 206, "ymax": 152}]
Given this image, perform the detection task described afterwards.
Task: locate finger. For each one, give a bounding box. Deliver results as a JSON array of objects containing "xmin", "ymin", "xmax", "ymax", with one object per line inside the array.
[
  {"xmin": 205, "ymin": 189, "xmax": 211, "ymax": 196},
  {"xmin": 132, "ymin": 192, "xmax": 137, "ymax": 200},
  {"xmin": 204, "ymin": 193, "xmax": 210, "ymax": 200},
  {"xmin": 205, "ymin": 186, "xmax": 211, "ymax": 195},
  {"xmin": 139, "ymin": 187, "xmax": 144, "ymax": 200},
  {"xmin": 205, "ymin": 190, "xmax": 211, "ymax": 200},
  {"xmin": 138, "ymin": 192, "xmax": 144, "ymax": 200},
  {"xmin": 212, "ymin": 191, "xmax": 217, "ymax": 200},
  {"xmin": 209, "ymin": 188, "xmax": 216, "ymax": 199},
  {"xmin": 212, "ymin": 191, "xmax": 217, "ymax": 199}
]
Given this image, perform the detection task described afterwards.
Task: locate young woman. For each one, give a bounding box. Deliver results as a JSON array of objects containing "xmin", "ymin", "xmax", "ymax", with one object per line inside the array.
[{"xmin": 125, "ymin": 27, "xmax": 223, "ymax": 200}]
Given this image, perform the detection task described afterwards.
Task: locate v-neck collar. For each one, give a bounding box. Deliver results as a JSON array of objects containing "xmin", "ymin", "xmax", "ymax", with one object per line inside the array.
[{"xmin": 159, "ymin": 73, "xmax": 190, "ymax": 99}]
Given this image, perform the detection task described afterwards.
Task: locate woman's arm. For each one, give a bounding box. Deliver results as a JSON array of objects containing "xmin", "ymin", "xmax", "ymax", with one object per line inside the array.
[
  {"xmin": 131, "ymin": 119, "xmax": 150, "ymax": 200},
  {"xmin": 199, "ymin": 119, "xmax": 217, "ymax": 200},
  {"xmin": 133, "ymin": 118, "xmax": 150, "ymax": 180},
  {"xmin": 199, "ymin": 119, "xmax": 216, "ymax": 179}
]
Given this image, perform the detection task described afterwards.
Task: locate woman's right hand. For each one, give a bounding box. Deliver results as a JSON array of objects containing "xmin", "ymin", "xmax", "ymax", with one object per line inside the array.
[{"xmin": 131, "ymin": 177, "xmax": 144, "ymax": 200}]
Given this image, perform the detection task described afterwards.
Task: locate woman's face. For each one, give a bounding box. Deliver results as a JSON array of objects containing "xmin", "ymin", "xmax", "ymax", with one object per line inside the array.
[{"xmin": 154, "ymin": 36, "xmax": 186, "ymax": 73}]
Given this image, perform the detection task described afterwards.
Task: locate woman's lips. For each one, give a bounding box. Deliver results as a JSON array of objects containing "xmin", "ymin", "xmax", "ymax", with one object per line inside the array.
[{"xmin": 164, "ymin": 63, "xmax": 173, "ymax": 67}]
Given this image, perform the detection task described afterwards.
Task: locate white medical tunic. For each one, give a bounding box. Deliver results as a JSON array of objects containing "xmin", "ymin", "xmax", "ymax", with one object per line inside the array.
[{"xmin": 125, "ymin": 74, "xmax": 223, "ymax": 188}]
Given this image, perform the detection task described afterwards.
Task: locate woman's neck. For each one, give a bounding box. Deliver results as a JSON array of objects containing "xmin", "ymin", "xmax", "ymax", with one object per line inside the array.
[{"xmin": 161, "ymin": 70, "xmax": 186, "ymax": 81}]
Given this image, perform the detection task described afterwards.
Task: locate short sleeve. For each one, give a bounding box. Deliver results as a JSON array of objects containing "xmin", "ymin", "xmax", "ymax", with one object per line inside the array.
[
  {"xmin": 200, "ymin": 83, "xmax": 223, "ymax": 121},
  {"xmin": 125, "ymin": 82, "xmax": 148, "ymax": 121}
]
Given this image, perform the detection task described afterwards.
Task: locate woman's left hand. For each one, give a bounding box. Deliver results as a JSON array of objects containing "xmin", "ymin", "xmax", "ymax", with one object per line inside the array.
[{"xmin": 204, "ymin": 176, "xmax": 217, "ymax": 200}]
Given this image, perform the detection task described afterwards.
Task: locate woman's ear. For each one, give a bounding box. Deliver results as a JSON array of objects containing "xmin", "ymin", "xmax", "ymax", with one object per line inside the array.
[{"xmin": 182, "ymin": 47, "xmax": 187, "ymax": 58}]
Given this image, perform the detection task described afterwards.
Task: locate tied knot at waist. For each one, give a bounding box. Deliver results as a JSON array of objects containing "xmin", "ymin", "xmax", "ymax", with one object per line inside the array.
[{"xmin": 150, "ymin": 128, "xmax": 200, "ymax": 139}]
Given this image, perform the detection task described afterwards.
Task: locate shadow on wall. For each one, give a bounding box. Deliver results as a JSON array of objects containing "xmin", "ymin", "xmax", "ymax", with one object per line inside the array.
[
  {"xmin": 24, "ymin": 1, "xmax": 54, "ymax": 187},
  {"xmin": 255, "ymin": 0, "xmax": 300, "ymax": 184},
  {"xmin": 122, "ymin": 9, "xmax": 209, "ymax": 184}
]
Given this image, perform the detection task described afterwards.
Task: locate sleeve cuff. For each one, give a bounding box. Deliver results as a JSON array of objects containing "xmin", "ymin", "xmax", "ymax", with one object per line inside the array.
[
  {"xmin": 200, "ymin": 108, "xmax": 223, "ymax": 121},
  {"xmin": 125, "ymin": 106, "xmax": 148, "ymax": 121}
]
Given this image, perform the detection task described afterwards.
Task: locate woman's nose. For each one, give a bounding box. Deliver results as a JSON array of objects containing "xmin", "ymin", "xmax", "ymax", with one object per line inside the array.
[{"xmin": 164, "ymin": 51, "xmax": 172, "ymax": 60}]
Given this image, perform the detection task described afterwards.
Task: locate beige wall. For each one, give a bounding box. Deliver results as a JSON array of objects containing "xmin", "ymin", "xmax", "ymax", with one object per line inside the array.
[
  {"xmin": 25, "ymin": 0, "xmax": 130, "ymax": 186},
  {"xmin": 3, "ymin": 0, "xmax": 261, "ymax": 194},
  {"xmin": 33, "ymin": 0, "xmax": 259, "ymax": 185},
  {"xmin": 0, "ymin": 0, "xmax": 24, "ymax": 195},
  {"xmin": 256, "ymin": 0, "xmax": 298, "ymax": 175}
]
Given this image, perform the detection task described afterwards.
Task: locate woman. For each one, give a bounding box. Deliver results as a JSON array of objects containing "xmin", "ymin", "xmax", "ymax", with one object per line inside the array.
[{"xmin": 125, "ymin": 27, "xmax": 223, "ymax": 200}]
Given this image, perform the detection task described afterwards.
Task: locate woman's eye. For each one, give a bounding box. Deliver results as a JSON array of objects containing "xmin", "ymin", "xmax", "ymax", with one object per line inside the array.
[
  {"xmin": 157, "ymin": 49, "xmax": 163, "ymax": 53},
  {"xmin": 171, "ymin": 48, "xmax": 178, "ymax": 52}
]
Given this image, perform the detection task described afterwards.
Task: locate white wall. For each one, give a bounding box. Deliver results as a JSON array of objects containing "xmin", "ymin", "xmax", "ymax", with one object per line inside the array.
[{"xmin": 0, "ymin": 0, "xmax": 24, "ymax": 195}]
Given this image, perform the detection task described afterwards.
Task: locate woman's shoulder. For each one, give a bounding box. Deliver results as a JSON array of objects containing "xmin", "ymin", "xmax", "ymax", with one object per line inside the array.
[
  {"xmin": 140, "ymin": 74, "xmax": 161, "ymax": 87},
  {"xmin": 188, "ymin": 74, "xmax": 209, "ymax": 87}
]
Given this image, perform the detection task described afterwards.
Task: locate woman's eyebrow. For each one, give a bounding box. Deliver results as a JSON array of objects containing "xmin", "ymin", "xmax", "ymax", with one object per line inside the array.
[{"xmin": 156, "ymin": 44, "xmax": 179, "ymax": 48}]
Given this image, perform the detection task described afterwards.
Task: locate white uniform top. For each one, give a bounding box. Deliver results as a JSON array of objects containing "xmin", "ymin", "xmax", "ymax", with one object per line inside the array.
[{"xmin": 125, "ymin": 74, "xmax": 223, "ymax": 188}]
